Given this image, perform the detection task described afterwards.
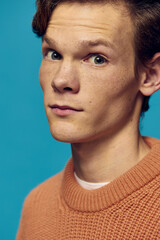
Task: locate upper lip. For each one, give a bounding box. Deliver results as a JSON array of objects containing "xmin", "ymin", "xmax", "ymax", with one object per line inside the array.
[{"xmin": 49, "ymin": 104, "xmax": 83, "ymax": 111}]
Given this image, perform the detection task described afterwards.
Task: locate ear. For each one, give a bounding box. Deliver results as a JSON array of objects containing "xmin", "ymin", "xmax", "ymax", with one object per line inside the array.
[{"xmin": 139, "ymin": 53, "xmax": 160, "ymax": 96}]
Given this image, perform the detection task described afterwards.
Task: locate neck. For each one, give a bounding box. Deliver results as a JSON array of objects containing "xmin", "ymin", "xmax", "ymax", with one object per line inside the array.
[{"xmin": 71, "ymin": 122, "xmax": 150, "ymax": 183}]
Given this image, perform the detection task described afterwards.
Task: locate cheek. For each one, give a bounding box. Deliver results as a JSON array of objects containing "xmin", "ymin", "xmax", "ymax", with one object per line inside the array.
[
  {"xmin": 39, "ymin": 63, "xmax": 55, "ymax": 109},
  {"xmin": 39, "ymin": 63, "xmax": 46, "ymax": 91},
  {"xmin": 84, "ymin": 67, "xmax": 136, "ymax": 101},
  {"xmin": 39, "ymin": 62, "xmax": 53, "ymax": 93},
  {"xmin": 82, "ymin": 67, "xmax": 138, "ymax": 122}
]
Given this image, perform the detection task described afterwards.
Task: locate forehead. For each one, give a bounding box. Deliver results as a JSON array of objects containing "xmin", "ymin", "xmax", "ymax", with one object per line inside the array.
[{"xmin": 45, "ymin": 2, "xmax": 134, "ymax": 53}]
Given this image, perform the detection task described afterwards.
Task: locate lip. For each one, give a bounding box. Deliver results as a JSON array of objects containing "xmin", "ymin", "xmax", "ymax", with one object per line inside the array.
[{"xmin": 49, "ymin": 104, "xmax": 83, "ymax": 116}]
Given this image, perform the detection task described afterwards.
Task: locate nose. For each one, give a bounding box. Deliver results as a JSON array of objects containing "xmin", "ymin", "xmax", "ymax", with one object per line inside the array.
[{"xmin": 51, "ymin": 60, "xmax": 80, "ymax": 94}]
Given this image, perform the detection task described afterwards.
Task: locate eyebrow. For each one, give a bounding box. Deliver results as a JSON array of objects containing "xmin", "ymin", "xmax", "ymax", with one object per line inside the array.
[{"xmin": 42, "ymin": 35, "xmax": 115, "ymax": 50}]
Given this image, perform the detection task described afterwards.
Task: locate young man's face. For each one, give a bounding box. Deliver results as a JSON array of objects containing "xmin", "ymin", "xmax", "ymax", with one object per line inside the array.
[{"xmin": 39, "ymin": 2, "xmax": 141, "ymax": 143}]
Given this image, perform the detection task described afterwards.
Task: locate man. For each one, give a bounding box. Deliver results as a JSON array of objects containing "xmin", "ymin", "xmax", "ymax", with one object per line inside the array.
[{"xmin": 17, "ymin": 0, "xmax": 160, "ymax": 239}]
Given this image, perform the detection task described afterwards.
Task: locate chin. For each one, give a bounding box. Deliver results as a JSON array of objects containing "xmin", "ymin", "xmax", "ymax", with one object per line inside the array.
[
  {"xmin": 49, "ymin": 125, "xmax": 104, "ymax": 144},
  {"xmin": 49, "ymin": 124, "xmax": 90, "ymax": 143},
  {"xmin": 49, "ymin": 123, "xmax": 81, "ymax": 143},
  {"xmin": 51, "ymin": 132, "xmax": 74, "ymax": 143},
  {"xmin": 50, "ymin": 132, "xmax": 87, "ymax": 143}
]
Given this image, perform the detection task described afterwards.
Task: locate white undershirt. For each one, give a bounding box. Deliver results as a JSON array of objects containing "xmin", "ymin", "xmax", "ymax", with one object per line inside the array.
[{"xmin": 74, "ymin": 171, "xmax": 110, "ymax": 190}]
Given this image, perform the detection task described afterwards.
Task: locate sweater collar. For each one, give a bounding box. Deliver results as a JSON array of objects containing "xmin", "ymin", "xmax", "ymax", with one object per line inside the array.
[{"xmin": 62, "ymin": 137, "xmax": 160, "ymax": 212}]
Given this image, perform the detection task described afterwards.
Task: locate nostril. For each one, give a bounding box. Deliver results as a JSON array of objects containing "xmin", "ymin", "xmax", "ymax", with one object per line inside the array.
[{"xmin": 64, "ymin": 87, "xmax": 72, "ymax": 91}]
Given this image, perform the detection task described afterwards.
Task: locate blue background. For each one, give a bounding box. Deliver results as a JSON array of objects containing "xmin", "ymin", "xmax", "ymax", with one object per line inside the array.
[{"xmin": 0, "ymin": 1, "xmax": 160, "ymax": 239}]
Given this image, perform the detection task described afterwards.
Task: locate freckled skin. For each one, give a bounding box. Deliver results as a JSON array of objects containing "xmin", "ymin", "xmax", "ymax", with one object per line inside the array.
[
  {"xmin": 39, "ymin": 2, "xmax": 150, "ymax": 182},
  {"xmin": 40, "ymin": 2, "xmax": 139, "ymax": 142}
]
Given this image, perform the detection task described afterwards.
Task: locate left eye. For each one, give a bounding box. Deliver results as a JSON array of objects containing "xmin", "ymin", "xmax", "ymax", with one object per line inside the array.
[
  {"xmin": 46, "ymin": 50, "xmax": 62, "ymax": 60},
  {"xmin": 86, "ymin": 54, "xmax": 107, "ymax": 65}
]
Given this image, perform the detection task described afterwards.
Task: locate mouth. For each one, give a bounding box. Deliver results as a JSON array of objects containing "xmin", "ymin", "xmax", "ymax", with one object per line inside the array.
[
  {"xmin": 49, "ymin": 104, "xmax": 83, "ymax": 116},
  {"xmin": 49, "ymin": 104, "xmax": 82, "ymax": 111}
]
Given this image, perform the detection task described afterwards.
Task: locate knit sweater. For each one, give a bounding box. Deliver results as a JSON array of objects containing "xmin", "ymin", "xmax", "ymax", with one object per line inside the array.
[{"xmin": 16, "ymin": 137, "xmax": 160, "ymax": 239}]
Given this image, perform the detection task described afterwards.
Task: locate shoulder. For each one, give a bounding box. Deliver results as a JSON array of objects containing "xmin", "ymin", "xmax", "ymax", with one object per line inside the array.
[
  {"xmin": 23, "ymin": 170, "xmax": 64, "ymax": 209},
  {"xmin": 16, "ymin": 170, "xmax": 65, "ymax": 239},
  {"xmin": 143, "ymin": 136, "xmax": 160, "ymax": 147}
]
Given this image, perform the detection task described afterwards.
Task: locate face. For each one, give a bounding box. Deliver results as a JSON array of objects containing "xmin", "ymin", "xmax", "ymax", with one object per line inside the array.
[{"xmin": 39, "ymin": 2, "xmax": 141, "ymax": 143}]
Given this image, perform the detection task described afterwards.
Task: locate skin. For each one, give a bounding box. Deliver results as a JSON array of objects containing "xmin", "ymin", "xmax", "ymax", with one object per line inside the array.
[{"xmin": 39, "ymin": 2, "xmax": 160, "ymax": 183}]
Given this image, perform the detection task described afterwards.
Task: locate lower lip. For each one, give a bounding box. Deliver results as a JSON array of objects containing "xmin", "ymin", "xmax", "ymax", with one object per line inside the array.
[{"xmin": 51, "ymin": 107, "xmax": 81, "ymax": 116}]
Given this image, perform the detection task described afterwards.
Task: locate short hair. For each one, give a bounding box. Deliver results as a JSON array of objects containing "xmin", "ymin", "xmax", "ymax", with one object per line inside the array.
[{"xmin": 32, "ymin": 0, "xmax": 160, "ymax": 114}]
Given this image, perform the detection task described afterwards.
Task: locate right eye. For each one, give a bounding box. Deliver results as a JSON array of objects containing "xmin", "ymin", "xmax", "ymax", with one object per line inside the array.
[{"xmin": 46, "ymin": 50, "xmax": 62, "ymax": 60}]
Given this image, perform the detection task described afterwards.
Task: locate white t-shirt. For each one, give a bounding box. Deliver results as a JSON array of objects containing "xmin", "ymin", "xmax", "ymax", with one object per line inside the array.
[{"xmin": 74, "ymin": 171, "xmax": 110, "ymax": 190}]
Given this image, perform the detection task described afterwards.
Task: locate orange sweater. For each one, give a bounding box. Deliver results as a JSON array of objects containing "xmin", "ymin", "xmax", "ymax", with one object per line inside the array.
[{"xmin": 17, "ymin": 137, "xmax": 160, "ymax": 239}]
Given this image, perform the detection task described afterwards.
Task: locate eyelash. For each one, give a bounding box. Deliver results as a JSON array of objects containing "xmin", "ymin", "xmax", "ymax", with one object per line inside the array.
[{"xmin": 43, "ymin": 48, "xmax": 108, "ymax": 65}]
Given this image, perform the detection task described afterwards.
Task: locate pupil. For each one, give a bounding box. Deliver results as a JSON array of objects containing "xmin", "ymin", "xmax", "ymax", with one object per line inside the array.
[
  {"xmin": 95, "ymin": 56, "xmax": 104, "ymax": 64},
  {"xmin": 52, "ymin": 52, "xmax": 61, "ymax": 60}
]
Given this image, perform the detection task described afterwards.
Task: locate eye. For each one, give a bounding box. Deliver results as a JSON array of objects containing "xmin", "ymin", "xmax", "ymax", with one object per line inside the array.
[
  {"xmin": 85, "ymin": 54, "xmax": 108, "ymax": 65},
  {"xmin": 46, "ymin": 50, "xmax": 62, "ymax": 60}
]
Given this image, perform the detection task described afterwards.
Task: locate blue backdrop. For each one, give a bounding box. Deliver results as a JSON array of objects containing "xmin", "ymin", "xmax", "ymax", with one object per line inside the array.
[{"xmin": 0, "ymin": 1, "xmax": 160, "ymax": 239}]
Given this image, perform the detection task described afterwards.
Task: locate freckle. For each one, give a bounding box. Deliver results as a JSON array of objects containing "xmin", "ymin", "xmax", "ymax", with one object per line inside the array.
[{"xmin": 89, "ymin": 101, "xmax": 92, "ymax": 104}]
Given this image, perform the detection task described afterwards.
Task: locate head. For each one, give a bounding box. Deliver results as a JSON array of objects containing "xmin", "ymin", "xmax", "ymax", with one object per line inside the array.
[{"xmin": 32, "ymin": 0, "xmax": 160, "ymax": 143}]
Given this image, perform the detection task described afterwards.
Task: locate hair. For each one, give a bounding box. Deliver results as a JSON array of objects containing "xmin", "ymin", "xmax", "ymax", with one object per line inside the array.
[{"xmin": 32, "ymin": 0, "xmax": 160, "ymax": 114}]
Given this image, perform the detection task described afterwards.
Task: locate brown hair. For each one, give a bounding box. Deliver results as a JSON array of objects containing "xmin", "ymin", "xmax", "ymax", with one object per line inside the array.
[{"xmin": 32, "ymin": 0, "xmax": 160, "ymax": 114}]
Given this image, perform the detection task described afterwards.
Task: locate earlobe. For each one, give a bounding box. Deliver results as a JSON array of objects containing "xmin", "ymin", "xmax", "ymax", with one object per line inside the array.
[{"xmin": 139, "ymin": 53, "xmax": 160, "ymax": 96}]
